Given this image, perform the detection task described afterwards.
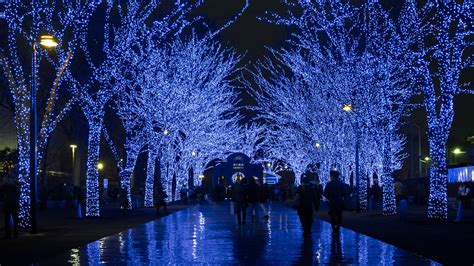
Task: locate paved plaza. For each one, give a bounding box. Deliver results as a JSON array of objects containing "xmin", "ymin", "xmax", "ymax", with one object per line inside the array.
[{"xmin": 41, "ymin": 203, "xmax": 437, "ymax": 265}]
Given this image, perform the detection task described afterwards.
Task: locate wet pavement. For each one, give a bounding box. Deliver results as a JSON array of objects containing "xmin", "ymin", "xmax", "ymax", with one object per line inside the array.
[{"xmin": 41, "ymin": 203, "xmax": 438, "ymax": 265}]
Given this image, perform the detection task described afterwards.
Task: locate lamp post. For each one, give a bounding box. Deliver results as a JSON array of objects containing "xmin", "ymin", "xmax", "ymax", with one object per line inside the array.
[
  {"xmin": 30, "ymin": 35, "xmax": 58, "ymax": 234},
  {"xmin": 343, "ymin": 103, "xmax": 361, "ymax": 213},
  {"xmin": 452, "ymin": 148, "xmax": 465, "ymax": 164},
  {"xmin": 410, "ymin": 123, "xmax": 422, "ymax": 178},
  {"xmin": 70, "ymin": 145, "xmax": 77, "ymax": 170},
  {"xmin": 70, "ymin": 144, "xmax": 78, "ymax": 186},
  {"xmin": 421, "ymin": 156, "xmax": 430, "ymax": 177}
]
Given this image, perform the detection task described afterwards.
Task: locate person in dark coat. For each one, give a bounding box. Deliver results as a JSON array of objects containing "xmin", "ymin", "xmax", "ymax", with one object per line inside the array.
[
  {"xmin": 296, "ymin": 175, "xmax": 320, "ymax": 237},
  {"xmin": 311, "ymin": 179, "xmax": 323, "ymax": 211},
  {"xmin": 371, "ymin": 179, "xmax": 382, "ymax": 210},
  {"xmin": 324, "ymin": 170, "xmax": 348, "ymax": 234},
  {"xmin": 232, "ymin": 177, "xmax": 247, "ymax": 225},
  {"xmin": 155, "ymin": 186, "xmax": 168, "ymax": 215},
  {"xmin": 1, "ymin": 174, "xmax": 20, "ymax": 239},
  {"xmin": 246, "ymin": 177, "xmax": 260, "ymax": 223}
]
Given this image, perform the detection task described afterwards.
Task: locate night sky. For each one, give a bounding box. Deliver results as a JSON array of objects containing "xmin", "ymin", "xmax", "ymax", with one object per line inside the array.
[{"xmin": 1, "ymin": 0, "xmax": 473, "ymax": 165}]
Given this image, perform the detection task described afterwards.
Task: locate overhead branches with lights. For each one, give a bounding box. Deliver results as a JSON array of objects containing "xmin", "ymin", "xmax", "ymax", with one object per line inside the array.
[{"xmin": 255, "ymin": 0, "xmax": 413, "ymax": 214}]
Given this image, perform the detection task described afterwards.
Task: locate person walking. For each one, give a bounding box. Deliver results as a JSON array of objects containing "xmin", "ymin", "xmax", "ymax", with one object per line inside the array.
[
  {"xmin": 1, "ymin": 173, "xmax": 20, "ymax": 239},
  {"xmin": 232, "ymin": 177, "xmax": 247, "ymax": 225},
  {"xmin": 395, "ymin": 179, "xmax": 403, "ymax": 204},
  {"xmin": 371, "ymin": 179, "xmax": 382, "ymax": 210},
  {"xmin": 311, "ymin": 179, "xmax": 323, "ymax": 211},
  {"xmin": 296, "ymin": 175, "xmax": 320, "ymax": 237},
  {"xmin": 259, "ymin": 182, "xmax": 270, "ymax": 219},
  {"xmin": 155, "ymin": 187, "xmax": 168, "ymax": 215},
  {"xmin": 324, "ymin": 170, "xmax": 348, "ymax": 234},
  {"xmin": 246, "ymin": 177, "xmax": 260, "ymax": 223}
]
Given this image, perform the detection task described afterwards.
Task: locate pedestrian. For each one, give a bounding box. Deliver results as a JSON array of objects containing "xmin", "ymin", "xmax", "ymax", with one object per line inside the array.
[
  {"xmin": 458, "ymin": 182, "xmax": 470, "ymax": 208},
  {"xmin": 395, "ymin": 179, "xmax": 403, "ymax": 204},
  {"xmin": 259, "ymin": 182, "xmax": 270, "ymax": 219},
  {"xmin": 246, "ymin": 177, "xmax": 260, "ymax": 223},
  {"xmin": 119, "ymin": 187, "xmax": 129, "ymax": 216},
  {"xmin": 232, "ymin": 177, "xmax": 247, "ymax": 225},
  {"xmin": 324, "ymin": 170, "xmax": 348, "ymax": 234},
  {"xmin": 1, "ymin": 173, "xmax": 20, "ymax": 239},
  {"xmin": 295, "ymin": 174, "xmax": 320, "ymax": 237},
  {"xmin": 371, "ymin": 179, "xmax": 382, "ymax": 210},
  {"xmin": 155, "ymin": 187, "xmax": 168, "ymax": 215}
]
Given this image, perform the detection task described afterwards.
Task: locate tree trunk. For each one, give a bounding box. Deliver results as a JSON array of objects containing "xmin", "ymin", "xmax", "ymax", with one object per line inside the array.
[
  {"xmin": 144, "ymin": 150, "xmax": 156, "ymax": 207},
  {"xmin": 427, "ymin": 137, "xmax": 448, "ymax": 219},
  {"xmin": 382, "ymin": 135, "xmax": 396, "ymax": 215},
  {"xmin": 85, "ymin": 121, "xmax": 102, "ymax": 217},
  {"xmin": 120, "ymin": 151, "xmax": 139, "ymax": 210},
  {"xmin": 17, "ymin": 143, "xmax": 31, "ymax": 227}
]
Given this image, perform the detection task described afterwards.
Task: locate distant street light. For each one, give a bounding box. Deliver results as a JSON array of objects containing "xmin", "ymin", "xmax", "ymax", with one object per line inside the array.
[
  {"xmin": 70, "ymin": 144, "xmax": 77, "ymax": 183},
  {"xmin": 342, "ymin": 103, "xmax": 353, "ymax": 112},
  {"xmin": 191, "ymin": 150, "xmax": 198, "ymax": 157},
  {"xmin": 70, "ymin": 144, "xmax": 77, "ymax": 164},
  {"xmin": 452, "ymin": 148, "xmax": 465, "ymax": 164},
  {"xmin": 314, "ymin": 142, "xmax": 321, "ymax": 148},
  {"xmin": 163, "ymin": 129, "xmax": 170, "ymax": 136},
  {"xmin": 97, "ymin": 162, "xmax": 104, "ymax": 170}
]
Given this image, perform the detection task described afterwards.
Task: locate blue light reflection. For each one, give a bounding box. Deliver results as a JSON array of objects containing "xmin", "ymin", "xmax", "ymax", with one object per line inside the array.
[{"xmin": 48, "ymin": 203, "xmax": 437, "ymax": 265}]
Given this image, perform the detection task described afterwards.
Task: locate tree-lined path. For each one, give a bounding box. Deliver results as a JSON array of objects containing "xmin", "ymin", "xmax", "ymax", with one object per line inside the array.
[{"xmin": 42, "ymin": 204, "xmax": 435, "ymax": 265}]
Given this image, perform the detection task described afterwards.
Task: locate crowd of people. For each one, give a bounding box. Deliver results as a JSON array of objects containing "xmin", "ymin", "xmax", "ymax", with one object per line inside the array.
[
  {"xmin": 230, "ymin": 176, "xmax": 270, "ymax": 225},
  {"xmin": 228, "ymin": 170, "xmax": 351, "ymax": 236}
]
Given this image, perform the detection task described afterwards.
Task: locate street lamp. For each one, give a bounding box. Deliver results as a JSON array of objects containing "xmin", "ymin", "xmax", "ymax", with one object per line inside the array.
[
  {"xmin": 342, "ymin": 103, "xmax": 361, "ymax": 212},
  {"xmin": 342, "ymin": 103, "xmax": 353, "ymax": 112},
  {"xmin": 452, "ymin": 148, "xmax": 465, "ymax": 164},
  {"xmin": 70, "ymin": 144, "xmax": 77, "ymax": 164},
  {"xmin": 97, "ymin": 162, "xmax": 104, "ymax": 170},
  {"xmin": 163, "ymin": 129, "xmax": 170, "ymax": 136},
  {"xmin": 70, "ymin": 144, "xmax": 77, "ymax": 185},
  {"xmin": 191, "ymin": 150, "xmax": 198, "ymax": 157},
  {"xmin": 30, "ymin": 34, "xmax": 59, "ymax": 234},
  {"xmin": 420, "ymin": 156, "xmax": 431, "ymax": 177},
  {"xmin": 314, "ymin": 142, "xmax": 321, "ymax": 148}
]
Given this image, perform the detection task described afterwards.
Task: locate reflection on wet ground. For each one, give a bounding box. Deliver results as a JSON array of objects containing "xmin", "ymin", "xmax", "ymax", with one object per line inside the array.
[{"xmin": 41, "ymin": 203, "xmax": 438, "ymax": 265}]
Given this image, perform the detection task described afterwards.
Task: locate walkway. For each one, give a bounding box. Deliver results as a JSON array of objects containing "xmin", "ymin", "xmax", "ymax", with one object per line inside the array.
[{"xmin": 41, "ymin": 203, "xmax": 437, "ymax": 265}]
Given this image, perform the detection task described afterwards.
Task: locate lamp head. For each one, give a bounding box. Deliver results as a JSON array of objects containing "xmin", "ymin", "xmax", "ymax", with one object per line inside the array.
[
  {"xmin": 39, "ymin": 35, "xmax": 58, "ymax": 48},
  {"xmin": 342, "ymin": 103, "xmax": 353, "ymax": 112}
]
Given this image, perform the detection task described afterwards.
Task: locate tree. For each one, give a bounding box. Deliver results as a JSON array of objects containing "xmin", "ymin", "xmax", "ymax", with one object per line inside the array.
[
  {"xmin": 399, "ymin": 1, "xmax": 473, "ymax": 219},
  {"xmin": 0, "ymin": 0, "xmax": 101, "ymax": 226}
]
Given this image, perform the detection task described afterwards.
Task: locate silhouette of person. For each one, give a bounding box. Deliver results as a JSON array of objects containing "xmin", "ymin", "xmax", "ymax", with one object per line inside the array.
[
  {"xmin": 296, "ymin": 175, "xmax": 320, "ymax": 237},
  {"xmin": 1, "ymin": 173, "xmax": 20, "ymax": 239},
  {"xmin": 324, "ymin": 170, "xmax": 348, "ymax": 234},
  {"xmin": 231, "ymin": 176, "xmax": 247, "ymax": 225}
]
